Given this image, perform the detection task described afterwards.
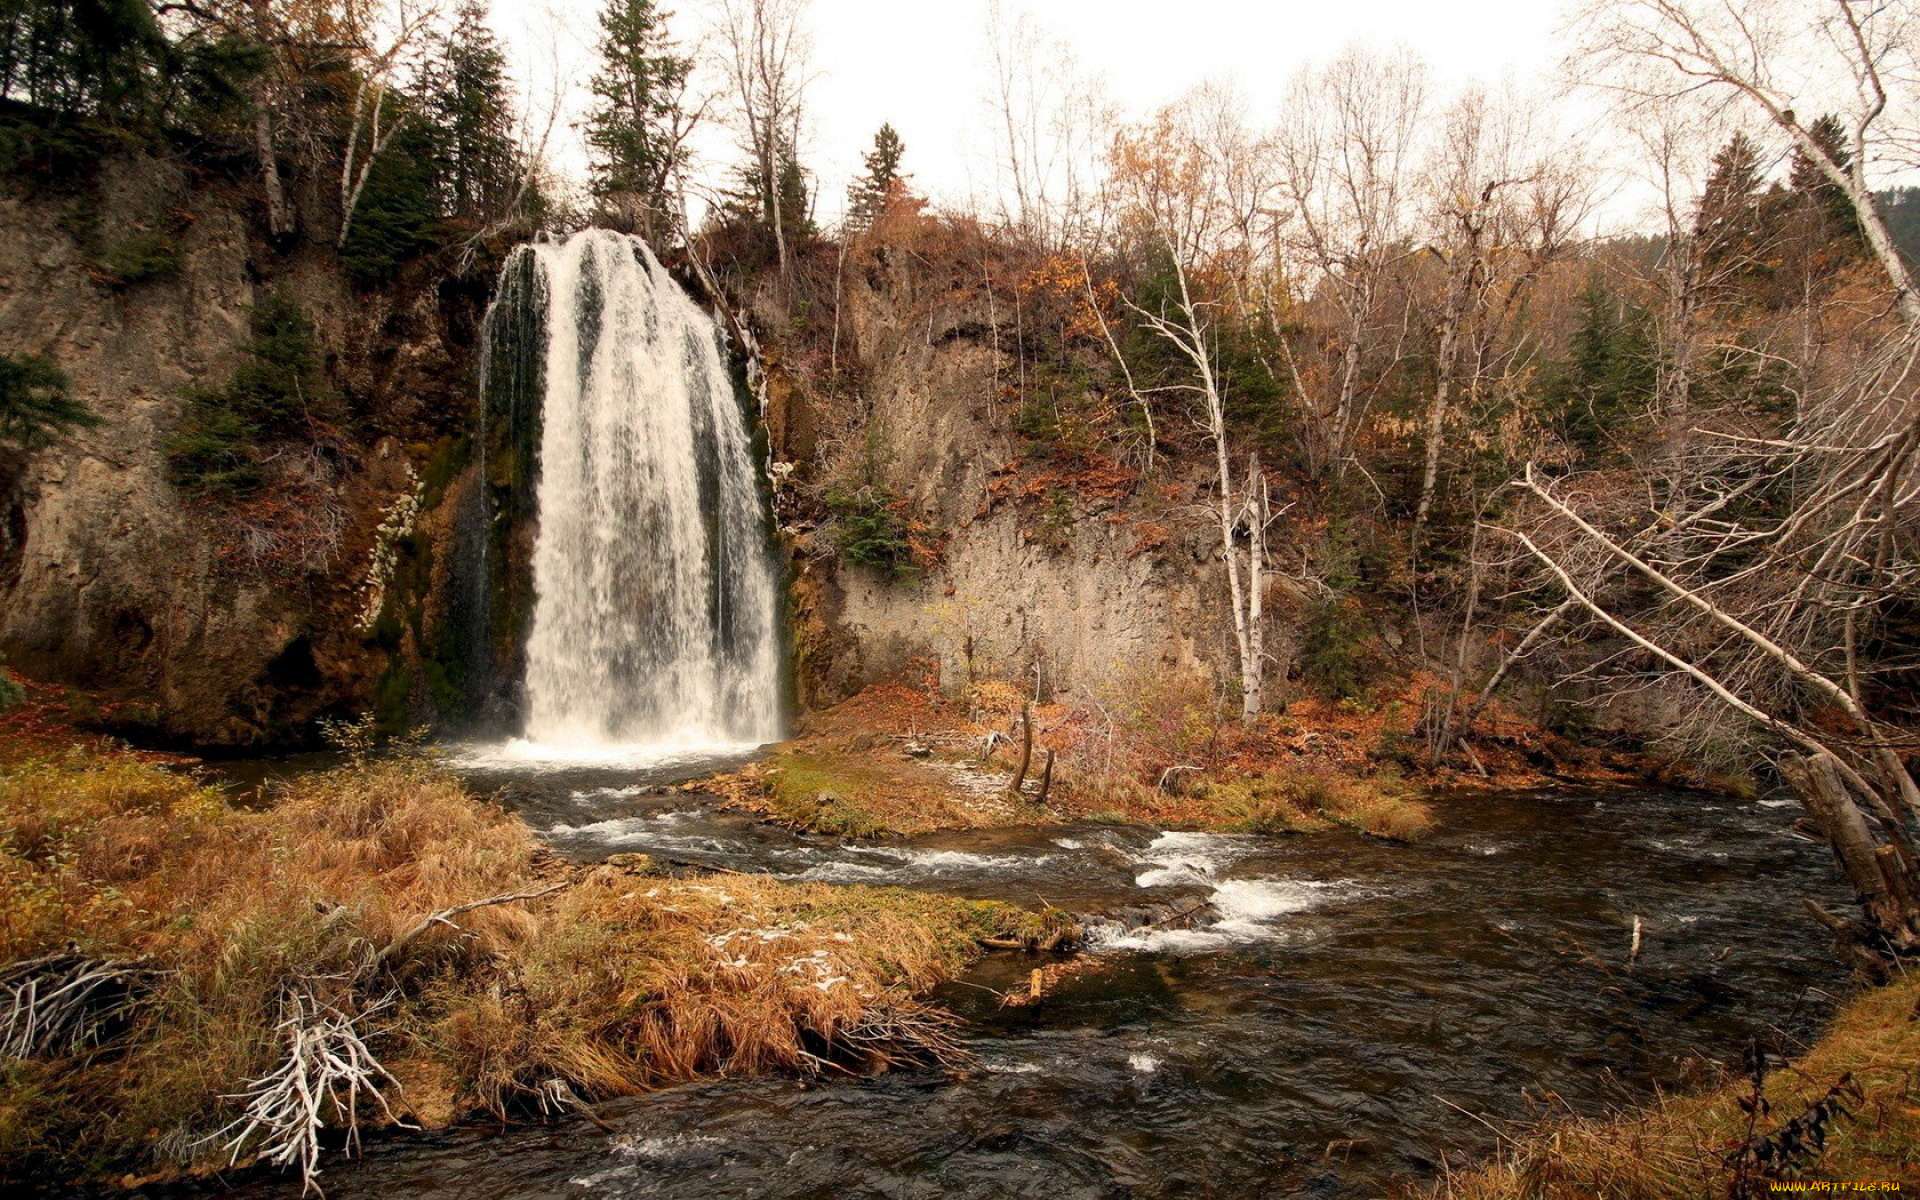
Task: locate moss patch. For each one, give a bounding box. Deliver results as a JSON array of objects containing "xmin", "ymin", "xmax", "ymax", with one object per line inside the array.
[{"xmin": 758, "ymin": 751, "xmax": 983, "ymax": 837}]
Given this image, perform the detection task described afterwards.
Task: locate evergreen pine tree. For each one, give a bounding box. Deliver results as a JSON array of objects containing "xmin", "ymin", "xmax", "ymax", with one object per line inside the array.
[
  {"xmin": 775, "ymin": 137, "xmax": 813, "ymax": 239},
  {"xmin": 423, "ymin": 0, "xmax": 520, "ymax": 225},
  {"xmin": 0, "ymin": 0, "xmax": 167, "ymax": 118},
  {"xmin": 1543, "ymin": 275, "xmax": 1655, "ymax": 460},
  {"xmin": 584, "ymin": 0, "xmax": 693, "ymax": 239},
  {"xmin": 0, "ymin": 351, "xmax": 98, "ymax": 449},
  {"xmin": 845, "ymin": 123, "xmax": 907, "ymax": 231},
  {"xmin": 1695, "ymin": 131, "xmax": 1779, "ymax": 296},
  {"xmin": 1787, "ymin": 114, "xmax": 1862, "ymax": 252}
]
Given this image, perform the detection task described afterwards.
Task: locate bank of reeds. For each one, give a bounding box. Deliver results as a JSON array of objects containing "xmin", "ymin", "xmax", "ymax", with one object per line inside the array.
[
  {"xmin": 1428, "ymin": 971, "xmax": 1920, "ymax": 1197},
  {"xmin": 0, "ymin": 751, "xmax": 1015, "ymax": 1190}
]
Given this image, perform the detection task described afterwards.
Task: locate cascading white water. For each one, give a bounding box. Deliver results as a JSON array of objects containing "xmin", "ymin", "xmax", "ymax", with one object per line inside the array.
[{"xmin": 507, "ymin": 229, "xmax": 782, "ymax": 756}]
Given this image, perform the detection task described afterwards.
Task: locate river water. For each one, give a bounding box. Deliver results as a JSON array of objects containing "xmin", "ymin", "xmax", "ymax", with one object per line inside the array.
[{"xmin": 220, "ymin": 759, "xmax": 1851, "ymax": 1200}]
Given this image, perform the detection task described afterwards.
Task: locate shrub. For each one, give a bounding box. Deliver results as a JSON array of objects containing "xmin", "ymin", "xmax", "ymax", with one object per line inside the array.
[
  {"xmin": 166, "ymin": 294, "xmax": 337, "ymax": 498},
  {"xmin": 0, "ymin": 352, "xmax": 99, "ymax": 449},
  {"xmin": 91, "ymin": 231, "xmax": 179, "ymax": 287},
  {"xmin": 0, "ymin": 654, "xmax": 22, "ymax": 711},
  {"xmin": 1032, "ymin": 485, "xmax": 1076, "ymax": 553},
  {"xmin": 1299, "ymin": 594, "xmax": 1374, "ymax": 700},
  {"xmin": 826, "ymin": 481, "xmax": 917, "ymax": 580}
]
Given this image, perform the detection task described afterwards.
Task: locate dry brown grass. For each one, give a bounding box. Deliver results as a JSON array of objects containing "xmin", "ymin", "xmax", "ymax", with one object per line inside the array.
[
  {"xmin": 0, "ymin": 751, "xmax": 1018, "ymax": 1189},
  {"xmin": 1428, "ymin": 973, "xmax": 1920, "ymax": 1197}
]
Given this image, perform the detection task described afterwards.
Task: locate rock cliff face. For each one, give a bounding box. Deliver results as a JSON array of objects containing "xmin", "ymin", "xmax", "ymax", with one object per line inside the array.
[
  {"xmin": 0, "ymin": 165, "xmax": 1660, "ymax": 753},
  {"xmin": 0, "ymin": 156, "xmax": 474, "ymax": 745},
  {"xmin": 771, "ymin": 248, "xmax": 1241, "ymax": 713}
]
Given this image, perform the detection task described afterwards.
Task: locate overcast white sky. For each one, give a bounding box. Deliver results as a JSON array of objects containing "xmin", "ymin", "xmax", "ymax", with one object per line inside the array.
[{"xmin": 491, "ymin": 0, "xmax": 1608, "ymax": 227}]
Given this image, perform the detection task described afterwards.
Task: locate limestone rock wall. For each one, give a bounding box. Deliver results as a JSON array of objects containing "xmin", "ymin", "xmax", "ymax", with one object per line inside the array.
[{"xmin": 0, "ymin": 156, "xmax": 470, "ymax": 744}]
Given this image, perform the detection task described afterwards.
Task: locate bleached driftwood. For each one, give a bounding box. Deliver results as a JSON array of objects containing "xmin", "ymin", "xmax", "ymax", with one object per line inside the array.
[
  {"xmin": 0, "ymin": 951, "xmax": 153, "ymax": 1061},
  {"xmin": 213, "ymin": 987, "xmax": 412, "ymax": 1196}
]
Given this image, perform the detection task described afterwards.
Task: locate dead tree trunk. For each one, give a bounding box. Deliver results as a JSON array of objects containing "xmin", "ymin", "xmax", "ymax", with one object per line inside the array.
[
  {"xmin": 252, "ymin": 99, "xmax": 291, "ymax": 239},
  {"xmin": 1005, "ymin": 702, "xmax": 1033, "ymax": 799},
  {"xmin": 1242, "ymin": 454, "xmax": 1268, "ymax": 724},
  {"xmin": 1778, "ymin": 753, "xmax": 1920, "ymax": 968}
]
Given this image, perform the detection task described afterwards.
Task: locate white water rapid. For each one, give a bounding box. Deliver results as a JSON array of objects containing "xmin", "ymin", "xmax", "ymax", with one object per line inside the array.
[{"xmin": 491, "ymin": 230, "xmax": 783, "ymax": 762}]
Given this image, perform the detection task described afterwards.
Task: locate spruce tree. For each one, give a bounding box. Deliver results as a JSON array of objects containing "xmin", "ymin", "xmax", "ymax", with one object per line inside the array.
[
  {"xmin": 0, "ymin": 351, "xmax": 98, "ymax": 449},
  {"xmin": 1543, "ymin": 275, "xmax": 1654, "ymax": 460},
  {"xmin": 1695, "ymin": 131, "xmax": 1779, "ymax": 295},
  {"xmin": 845, "ymin": 123, "xmax": 907, "ymax": 231},
  {"xmin": 424, "ymin": 0, "xmax": 520, "ymax": 225},
  {"xmin": 0, "ymin": 0, "xmax": 167, "ymax": 119},
  {"xmin": 584, "ymin": 0, "xmax": 693, "ymax": 239},
  {"xmin": 1788, "ymin": 114, "xmax": 1862, "ymax": 251}
]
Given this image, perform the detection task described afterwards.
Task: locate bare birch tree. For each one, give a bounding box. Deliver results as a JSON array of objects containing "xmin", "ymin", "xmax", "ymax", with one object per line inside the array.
[
  {"xmin": 981, "ymin": 1, "xmax": 1114, "ymax": 250},
  {"xmin": 1107, "ymin": 89, "xmax": 1277, "ymax": 723},
  {"xmin": 1270, "ymin": 48, "xmax": 1428, "ymax": 484},
  {"xmin": 714, "ymin": 0, "xmax": 811, "ymax": 290},
  {"xmin": 337, "ymin": 0, "xmax": 441, "ymax": 248},
  {"xmin": 1575, "ymin": 0, "xmax": 1920, "ymax": 322},
  {"xmin": 1413, "ymin": 86, "xmax": 1587, "ymax": 534},
  {"xmin": 1503, "ymin": 0, "xmax": 1920, "ymax": 968}
]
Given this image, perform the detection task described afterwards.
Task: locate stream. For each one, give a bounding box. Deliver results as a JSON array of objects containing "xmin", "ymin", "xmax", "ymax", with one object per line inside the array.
[{"xmin": 223, "ymin": 757, "xmax": 1852, "ymax": 1199}]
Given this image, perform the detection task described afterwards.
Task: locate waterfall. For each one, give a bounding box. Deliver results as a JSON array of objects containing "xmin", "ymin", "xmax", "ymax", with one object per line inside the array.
[{"xmin": 498, "ymin": 229, "xmax": 783, "ymax": 754}]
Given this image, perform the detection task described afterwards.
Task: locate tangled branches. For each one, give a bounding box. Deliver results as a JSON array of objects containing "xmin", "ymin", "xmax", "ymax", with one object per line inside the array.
[
  {"xmin": 211, "ymin": 985, "xmax": 412, "ymax": 1196},
  {"xmin": 819, "ymin": 997, "xmax": 971, "ymax": 1073},
  {"xmin": 0, "ymin": 951, "xmax": 154, "ymax": 1061}
]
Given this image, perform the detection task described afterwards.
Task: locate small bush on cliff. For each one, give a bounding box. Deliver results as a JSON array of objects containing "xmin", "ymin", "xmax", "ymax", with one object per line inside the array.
[
  {"xmin": 0, "ymin": 351, "xmax": 99, "ymax": 449},
  {"xmin": 90, "ymin": 230, "xmax": 180, "ymax": 288},
  {"xmin": 826, "ymin": 481, "xmax": 918, "ymax": 579},
  {"xmin": 166, "ymin": 294, "xmax": 338, "ymax": 498}
]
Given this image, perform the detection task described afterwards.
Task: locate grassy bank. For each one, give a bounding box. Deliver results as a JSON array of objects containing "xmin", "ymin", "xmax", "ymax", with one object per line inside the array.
[
  {"xmin": 0, "ymin": 751, "xmax": 1025, "ymax": 1191},
  {"xmin": 711, "ymin": 681, "xmax": 1437, "ymax": 841},
  {"xmin": 1430, "ymin": 972, "xmax": 1920, "ymax": 1196}
]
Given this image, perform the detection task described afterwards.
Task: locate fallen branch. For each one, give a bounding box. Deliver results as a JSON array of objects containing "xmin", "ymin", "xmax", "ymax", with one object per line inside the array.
[
  {"xmin": 211, "ymin": 986, "xmax": 412, "ymax": 1196},
  {"xmin": 1137, "ymin": 900, "xmax": 1212, "ymax": 932},
  {"xmin": 827, "ymin": 997, "xmax": 971, "ymax": 1071},
  {"xmin": 372, "ymin": 882, "xmax": 570, "ymax": 970},
  {"xmin": 537, "ymin": 1077, "xmax": 615, "ymax": 1133},
  {"xmin": 1157, "ymin": 765, "xmax": 1202, "ymax": 794},
  {"xmin": 0, "ymin": 951, "xmax": 156, "ymax": 1061}
]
